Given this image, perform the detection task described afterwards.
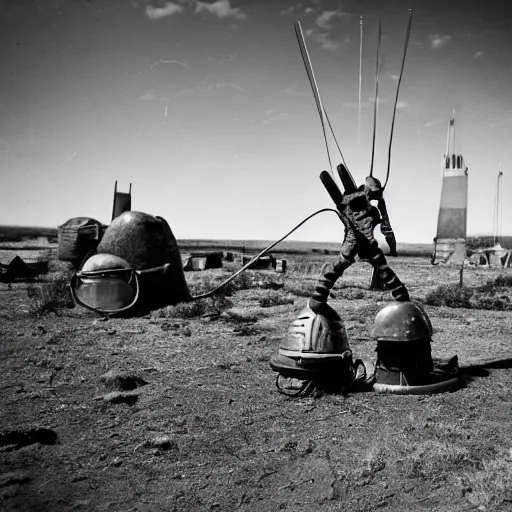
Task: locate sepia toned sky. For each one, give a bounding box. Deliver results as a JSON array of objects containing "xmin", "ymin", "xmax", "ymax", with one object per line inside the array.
[{"xmin": 1, "ymin": 0, "xmax": 511, "ymax": 244}]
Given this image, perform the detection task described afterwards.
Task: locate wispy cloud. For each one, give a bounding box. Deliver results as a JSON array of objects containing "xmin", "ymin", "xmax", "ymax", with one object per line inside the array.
[
  {"xmin": 194, "ymin": 0, "xmax": 247, "ymax": 20},
  {"xmin": 302, "ymin": 6, "xmax": 350, "ymax": 51},
  {"xmin": 263, "ymin": 108, "xmax": 287, "ymax": 125},
  {"xmin": 284, "ymin": 84, "xmax": 309, "ymax": 97},
  {"xmin": 368, "ymin": 96, "xmax": 388, "ymax": 104},
  {"xmin": 489, "ymin": 118, "xmax": 512, "ymax": 128},
  {"xmin": 143, "ymin": 0, "xmax": 247, "ymax": 21},
  {"xmin": 424, "ymin": 117, "xmax": 447, "ymax": 128},
  {"xmin": 149, "ymin": 58, "xmax": 191, "ymax": 71},
  {"xmin": 280, "ymin": 3, "xmax": 303, "ymax": 15},
  {"xmin": 145, "ymin": 2, "xmax": 184, "ymax": 20},
  {"xmin": 205, "ymin": 82, "xmax": 247, "ymax": 93},
  {"xmin": 140, "ymin": 89, "xmax": 169, "ymax": 101},
  {"xmin": 315, "ymin": 31, "xmax": 341, "ymax": 51},
  {"xmin": 396, "ymin": 101, "xmax": 408, "ymax": 110},
  {"xmin": 473, "ymin": 50, "xmax": 484, "ymax": 59},
  {"xmin": 316, "ymin": 10, "xmax": 350, "ymax": 30},
  {"xmin": 305, "ymin": 28, "xmax": 343, "ymax": 51},
  {"xmin": 429, "ymin": 34, "xmax": 451, "ymax": 49}
]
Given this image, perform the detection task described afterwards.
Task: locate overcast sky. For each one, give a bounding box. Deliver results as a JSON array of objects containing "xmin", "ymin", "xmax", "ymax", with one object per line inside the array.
[{"xmin": 1, "ymin": 0, "xmax": 511, "ymax": 243}]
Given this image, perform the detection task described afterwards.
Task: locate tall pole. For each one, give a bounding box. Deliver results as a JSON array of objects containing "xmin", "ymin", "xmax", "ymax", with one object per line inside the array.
[
  {"xmin": 499, "ymin": 164, "xmax": 503, "ymax": 245},
  {"xmin": 358, "ymin": 15, "xmax": 363, "ymax": 147}
]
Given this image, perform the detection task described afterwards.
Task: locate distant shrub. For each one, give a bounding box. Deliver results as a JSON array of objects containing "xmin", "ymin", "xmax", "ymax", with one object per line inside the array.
[
  {"xmin": 232, "ymin": 325, "xmax": 259, "ymax": 336},
  {"xmin": 223, "ymin": 310, "xmax": 260, "ymax": 323},
  {"xmin": 491, "ymin": 274, "xmax": 512, "ymax": 288},
  {"xmin": 472, "ymin": 294, "xmax": 511, "ymax": 311},
  {"xmin": 155, "ymin": 294, "xmax": 233, "ymax": 319},
  {"xmin": 285, "ymin": 282, "xmax": 314, "ymax": 297},
  {"xmin": 26, "ymin": 271, "xmax": 75, "ymax": 315},
  {"xmin": 424, "ymin": 284, "xmax": 473, "ymax": 308},
  {"xmin": 339, "ymin": 288, "xmax": 365, "ymax": 300},
  {"xmin": 259, "ymin": 292, "xmax": 294, "ymax": 308},
  {"xmin": 424, "ymin": 281, "xmax": 512, "ymax": 311}
]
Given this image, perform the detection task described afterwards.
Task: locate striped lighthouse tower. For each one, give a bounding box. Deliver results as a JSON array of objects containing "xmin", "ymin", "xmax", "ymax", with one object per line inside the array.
[{"xmin": 432, "ymin": 115, "xmax": 469, "ymax": 265}]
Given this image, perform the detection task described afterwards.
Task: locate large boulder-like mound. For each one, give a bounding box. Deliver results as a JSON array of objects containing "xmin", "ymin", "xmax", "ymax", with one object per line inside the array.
[{"xmin": 97, "ymin": 211, "xmax": 190, "ymax": 309}]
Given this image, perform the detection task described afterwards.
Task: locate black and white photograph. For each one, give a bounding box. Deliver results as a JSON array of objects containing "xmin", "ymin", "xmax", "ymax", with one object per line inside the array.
[{"xmin": 1, "ymin": 0, "xmax": 512, "ymax": 510}]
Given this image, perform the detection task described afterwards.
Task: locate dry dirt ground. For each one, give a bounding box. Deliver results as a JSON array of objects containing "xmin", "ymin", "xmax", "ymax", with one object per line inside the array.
[{"xmin": 1, "ymin": 255, "xmax": 512, "ymax": 512}]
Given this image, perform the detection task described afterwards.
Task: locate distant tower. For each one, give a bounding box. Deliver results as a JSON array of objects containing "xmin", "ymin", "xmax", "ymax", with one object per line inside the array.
[{"xmin": 432, "ymin": 115, "xmax": 468, "ymax": 265}]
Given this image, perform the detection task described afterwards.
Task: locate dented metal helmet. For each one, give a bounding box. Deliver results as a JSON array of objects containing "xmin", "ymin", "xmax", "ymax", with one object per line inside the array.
[
  {"xmin": 81, "ymin": 253, "xmax": 132, "ymax": 272},
  {"xmin": 70, "ymin": 211, "xmax": 191, "ymax": 317},
  {"xmin": 97, "ymin": 211, "xmax": 181, "ymax": 270},
  {"xmin": 270, "ymin": 299, "xmax": 352, "ymax": 380},
  {"xmin": 371, "ymin": 301, "xmax": 433, "ymax": 342},
  {"xmin": 72, "ymin": 253, "xmax": 139, "ymax": 315}
]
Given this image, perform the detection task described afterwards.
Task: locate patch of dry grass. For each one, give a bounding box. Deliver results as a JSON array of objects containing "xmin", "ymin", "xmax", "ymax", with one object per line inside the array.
[
  {"xmin": 400, "ymin": 441, "xmax": 473, "ymax": 480},
  {"xmin": 259, "ymin": 291, "xmax": 294, "ymax": 308},
  {"xmin": 459, "ymin": 451, "xmax": 512, "ymax": 510},
  {"xmin": 424, "ymin": 277, "xmax": 512, "ymax": 311},
  {"xmin": 153, "ymin": 294, "xmax": 233, "ymax": 319},
  {"xmin": 26, "ymin": 270, "xmax": 75, "ymax": 315}
]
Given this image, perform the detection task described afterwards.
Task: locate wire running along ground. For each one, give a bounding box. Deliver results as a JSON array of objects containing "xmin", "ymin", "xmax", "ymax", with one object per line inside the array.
[{"xmin": 191, "ymin": 208, "xmax": 342, "ymax": 299}]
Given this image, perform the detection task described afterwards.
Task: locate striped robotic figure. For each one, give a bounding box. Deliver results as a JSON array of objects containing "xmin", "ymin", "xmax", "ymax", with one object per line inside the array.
[{"xmin": 311, "ymin": 172, "xmax": 409, "ymax": 308}]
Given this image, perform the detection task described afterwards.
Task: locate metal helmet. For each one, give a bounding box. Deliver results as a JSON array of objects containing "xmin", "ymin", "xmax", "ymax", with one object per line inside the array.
[
  {"xmin": 270, "ymin": 300, "xmax": 353, "ymax": 381},
  {"xmin": 371, "ymin": 301, "xmax": 433, "ymax": 342},
  {"xmin": 96, "ymin": 211, "xmax": 190, "ymax": 307},
  {"xmin": 71, "ymin": 212, "xmax": 191, "ymax": 316},
  {"xmin": 72, "ymin": 253, "xmax": 139, "ymax": 315},
  {"xmin": 97, "ymin": 211, "xmax": 182, "ymax": 270},
  {"xmin": 280, "ymin": 300, "xmax": 350, "ymax": 357},
  {"xmin": 81, "ymin": 253, "xmax": 132, "ymax": 272}
]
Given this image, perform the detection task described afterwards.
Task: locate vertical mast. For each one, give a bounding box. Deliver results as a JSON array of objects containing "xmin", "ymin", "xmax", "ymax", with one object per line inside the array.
[
  {"xmin": 358, "ymin": 15, "xmax": 363, "ymax": 147},
  {"xmin": 494, "ymin": 164, "xmax": 504, "ymax": 246}
]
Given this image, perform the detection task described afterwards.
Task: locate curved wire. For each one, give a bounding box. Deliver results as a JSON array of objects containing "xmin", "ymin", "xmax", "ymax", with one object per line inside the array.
[
  {"xmin": 191, "ymin": 208, "xmax": 342, "ymax": 300},
  {"xmin": 383, "ymin": 9, "xmax": 413, "ymax": 190},
  {"xmin": 369, "ymin": 20, "xmax": 382, "ymax": 177}
]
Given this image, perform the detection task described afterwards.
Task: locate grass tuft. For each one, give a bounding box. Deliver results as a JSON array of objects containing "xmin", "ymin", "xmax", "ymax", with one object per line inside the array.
[
  {"xmin": 26, "ymin": 270, "xmax": 75, "ymax": 315},
  {"xmin": 459, "ymin": 451, "xmax": 512, "ymax": 510},
  {"xmin": 259, "ymin": 292, "xmax": 294, "ymax": 308},
  {"xmin": 425, "ymin": 276, "xmax": 512, "ymax": 311},
  {"xmin": 424, "ymin": 284, "xmax": 473, "ymax": 308},
  {"xmin": 402, "ymin": 441, "xmax": 472, "ymax": 479},
  {"xmin": 154, "ymin": 294, "xmax": 233, "ymax": 319}
]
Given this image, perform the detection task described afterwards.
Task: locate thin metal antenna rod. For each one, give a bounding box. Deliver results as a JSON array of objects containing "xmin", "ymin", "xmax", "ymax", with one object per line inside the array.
[
  {"xmin": 494, "ymin": 168, "xmax": 499, "ymax": 246},
  {"xmin": 501, "ymin": 165, "xmax": 504, "ymax": 244},
  {"xmin": 325, "ymin": 111, "xmax": 351, "ymax": 173},
  {"xmin": 383, "ymin": 9, "xmax": 413, "ymax": 190},
  {"xmin": 358, "ymin": 15, "xmax": 363, "ymax": 147},
  {"xmin": 369, "ymin": 20, "xmax": 382, "ymax": 177},
  {"xmin": 294, "ymin": 21, "xmax": 333, "ymax": 176}
]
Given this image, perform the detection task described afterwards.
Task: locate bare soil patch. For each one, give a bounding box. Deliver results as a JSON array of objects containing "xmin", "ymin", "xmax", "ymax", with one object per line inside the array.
[{"xmin": 1, "ymin": 255, "xmax": 512, "ymax": 511}]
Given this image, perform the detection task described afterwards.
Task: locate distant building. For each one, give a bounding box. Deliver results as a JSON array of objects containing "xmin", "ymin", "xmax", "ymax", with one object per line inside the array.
[
  {"xmin": 432, "ymin": 116, "xmax": 468, "ymax": 265},
  {"xmin": 183, "ymin": 252, "xmax": 223, "ymax": 271}
]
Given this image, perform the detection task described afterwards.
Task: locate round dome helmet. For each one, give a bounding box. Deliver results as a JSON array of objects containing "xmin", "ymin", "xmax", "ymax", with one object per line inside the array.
[
  {"xmin": 71, "ymin": 253, "xmax": 140, "ymax": 315},
  {"xmin": 96, "ymin": 211, "xmax": 190, "ymax": 307},
  {"xmin": 270, "ymin": 300, "xmax": 365, "ymax": 396},
  {"xmin": 98, "ymin": 211, "xmax": 181, "ymax": 270},
  {"xmin": 371, "ymin": 300, "xmax": 433, "ymax": 343}
]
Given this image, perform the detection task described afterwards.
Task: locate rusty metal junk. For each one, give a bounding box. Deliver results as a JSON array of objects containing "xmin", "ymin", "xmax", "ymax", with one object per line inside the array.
[{"xmin": 270, "ymin": 10, "xmax": 461, "ymax": 396}]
